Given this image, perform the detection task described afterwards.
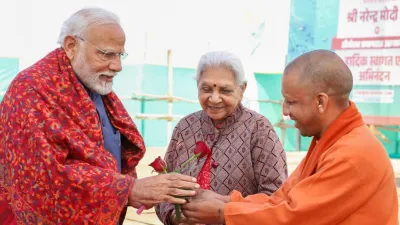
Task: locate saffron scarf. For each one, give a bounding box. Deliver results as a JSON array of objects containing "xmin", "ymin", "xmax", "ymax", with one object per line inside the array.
[{"xmin": 299, "ymin": 101, "xmax": 364, "ymax": 180}]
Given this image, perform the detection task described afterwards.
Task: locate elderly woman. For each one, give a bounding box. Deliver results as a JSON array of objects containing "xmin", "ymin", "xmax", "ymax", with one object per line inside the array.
[{"xmin": 156, "ymin": 51, "xmax": 288, "ymax": 225}]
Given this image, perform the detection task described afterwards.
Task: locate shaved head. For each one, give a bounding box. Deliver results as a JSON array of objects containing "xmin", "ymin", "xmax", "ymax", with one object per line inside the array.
[
  {"xmin": 284, "ymin": 50, "xmax": 353, "ymax": 104},
  {"xmin": 281, "ymin": 50, "xmax": 353, "ymax": 138}
]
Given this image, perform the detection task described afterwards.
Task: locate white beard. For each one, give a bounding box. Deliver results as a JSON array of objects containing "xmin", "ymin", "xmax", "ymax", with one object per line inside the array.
[{"xmin": 73, "ymin": 52, "xmax": 117, "ymax": 95}]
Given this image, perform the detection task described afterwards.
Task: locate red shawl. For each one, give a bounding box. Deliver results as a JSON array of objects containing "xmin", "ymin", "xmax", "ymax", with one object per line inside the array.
[{"xmin": 0, "ymin": 48, "xmax": 145, "ymax": 224}]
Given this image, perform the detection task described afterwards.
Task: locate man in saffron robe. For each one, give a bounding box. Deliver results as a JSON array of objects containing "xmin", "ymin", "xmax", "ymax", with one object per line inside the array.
[
  {"xmin": 181, "ymin": 50, "xmax": 398, "ymax": 225},
  {"xmin": 0, "ymin": 7, "xmax": 199, "ymax": 225}
]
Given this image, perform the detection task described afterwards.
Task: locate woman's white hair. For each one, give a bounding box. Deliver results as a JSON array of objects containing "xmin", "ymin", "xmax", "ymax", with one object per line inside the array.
[
  {"xmin": 57, "ymin": 7, "xmax": 120, "ymax": 45},
  {"xmin": 195, "ymin": 51, "xmax": 247, "ymax": 86}
]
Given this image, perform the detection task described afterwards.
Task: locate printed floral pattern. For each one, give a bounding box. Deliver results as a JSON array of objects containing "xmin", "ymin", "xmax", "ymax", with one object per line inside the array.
[{"xmin": 0, "ymin": 48, "xmax": 145, "ymax": 224}]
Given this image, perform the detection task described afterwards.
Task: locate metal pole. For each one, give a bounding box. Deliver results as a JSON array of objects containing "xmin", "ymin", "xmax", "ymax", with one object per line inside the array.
[
  {"xmin": 285, "ymin": 54, "xmax": 301, "ymax": 151},
  {"xmin": 167, "ymin": 50, "xmax": 173, "ymax": 143},
  {"xmin": 140, "ymin": 96, "xmax": 145, "ymax": 136}
]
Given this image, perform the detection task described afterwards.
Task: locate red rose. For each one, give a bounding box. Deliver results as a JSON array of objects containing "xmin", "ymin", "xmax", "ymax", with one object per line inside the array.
[
  {"xmin": 149, "ymin": 156, "xmax": 167, "ymax": 173},
  {"xmin": 194, "ymin": 141, "xmax": 212, "ymax": 158}
]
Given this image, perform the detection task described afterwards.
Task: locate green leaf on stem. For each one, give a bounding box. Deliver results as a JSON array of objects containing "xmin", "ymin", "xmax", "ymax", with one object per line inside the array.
[{"xmin": 174, "ymin": 204, "xmax": 181, "ymax": 223}]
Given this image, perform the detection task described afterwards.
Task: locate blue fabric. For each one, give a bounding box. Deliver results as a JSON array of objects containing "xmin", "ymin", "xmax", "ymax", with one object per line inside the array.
[{"xmin": 88, "ymin": 91, "xmax": 122, "ymax": 172}]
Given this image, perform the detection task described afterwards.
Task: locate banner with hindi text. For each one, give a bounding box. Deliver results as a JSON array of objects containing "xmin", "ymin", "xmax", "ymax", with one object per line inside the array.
[
  {"xmin": 332, "ymin": 0, "xmax": 400, "ymax": 85},
  {"xmin": 287, "ymin": 0, "xmax": 400, "ymax": 157}
]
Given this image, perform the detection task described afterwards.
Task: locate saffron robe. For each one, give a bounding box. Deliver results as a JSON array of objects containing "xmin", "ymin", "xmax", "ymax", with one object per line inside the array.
[
  {"xmin": 156, "ymin": 104, "xmax": 288, "ymax": 224},
  {"xmin": 0, "ymin": 48, "xmax": 145, "ymax": 224},
  {"xmin": 224, "ymin": 102, "xmax": 398, "ymax": 225}
]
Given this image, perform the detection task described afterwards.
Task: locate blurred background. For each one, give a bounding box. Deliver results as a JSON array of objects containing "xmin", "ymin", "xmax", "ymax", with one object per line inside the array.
[{"xmin": 2, "ymin": 0, "xmax": 398, "ymax": 156}]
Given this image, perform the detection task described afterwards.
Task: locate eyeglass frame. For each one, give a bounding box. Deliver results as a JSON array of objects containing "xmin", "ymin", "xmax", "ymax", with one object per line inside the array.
[{"xmin": 74, "ymin": 35, "xmax": 128, "ymax": 61}]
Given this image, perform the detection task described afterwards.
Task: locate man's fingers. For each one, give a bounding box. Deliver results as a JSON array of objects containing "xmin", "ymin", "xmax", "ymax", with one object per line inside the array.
[
  {"xmin": 180, "ymin": 213, "xmax": 199, "ymax": 224},
  {"xmin": 162, "ymin": 174, "xmax": 200, "ymax": 191},
  {"xmin": 181, "ymin": 207, "xmax": 190, "ymax": 217},
  {"xmin": 168, "ymin": 173, "xmax": 198, "ymax": 183},
  {"xmin": 143, "ymin": 203, "xmax": 154, "ymax": 209},
  {"xmin": 164, "ymin": 195, "xmax": 187, "ymax": 204},
  {"xmin": 194, "ymin": 188, "xmax": 205, "ymax": 195},
  {"xmin": 166, "ymin": 176, "xmax": 200, "ymax": 190},
  {"xmin": 169, "ymin": 187, "xmax": 196, "ymax": 197},
  {"xmin": 132, "ymin": 175, "xmax": 200, "ymax": 205},
  {"xmin": 172, "ymin": 180, "xmax": 200, "ymax": 190},
  {"xmin": 181, "ymin": 201, "xmax": 198, "ymax": 211},
  {"xmin": 129, "ymin": 201, "xmax": 143, "ymax": 208}
]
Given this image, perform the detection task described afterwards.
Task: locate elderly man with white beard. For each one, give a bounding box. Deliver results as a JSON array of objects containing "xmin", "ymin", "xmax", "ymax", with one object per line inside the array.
[{"xmin": 0, "ymin": 7, "xmax": 199, "ymax": 225}]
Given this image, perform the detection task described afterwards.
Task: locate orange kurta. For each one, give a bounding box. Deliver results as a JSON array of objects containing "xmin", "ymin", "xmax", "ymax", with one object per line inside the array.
[{"xmin": 224, "ymin": 102, "xmax": 398, "ymax": 225}]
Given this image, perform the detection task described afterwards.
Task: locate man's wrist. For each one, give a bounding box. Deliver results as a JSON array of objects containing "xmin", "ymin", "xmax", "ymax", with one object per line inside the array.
[
  {"xmin": 128, "ymin": 178, "xmax": 138, "ymax": 205},
  {"xmin": 219, "ymin": 203, "xmax": 226, "ymax": 224}
]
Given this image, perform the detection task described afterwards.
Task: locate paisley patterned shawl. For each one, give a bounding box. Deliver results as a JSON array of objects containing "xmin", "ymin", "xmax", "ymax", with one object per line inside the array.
[{"xmin": 0, "ymin": 48, "xmax": 145, "ymax": 224}]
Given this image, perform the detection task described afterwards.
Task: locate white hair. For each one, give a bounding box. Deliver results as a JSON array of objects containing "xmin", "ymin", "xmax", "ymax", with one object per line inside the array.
[
  {"xmin": 57, "ymin": 7, "xmax": 120, "ymax": 45},
  {"xmin": 195, "ymin": 51, "xmax": 247, "ymax": 86}
]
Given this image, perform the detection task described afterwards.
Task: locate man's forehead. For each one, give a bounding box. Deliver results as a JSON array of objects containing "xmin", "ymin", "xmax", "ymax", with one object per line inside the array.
[
  {"xmin": 86, "ymin": 24, "xmax": 125, "ymax": 41},
  {"xmin": 282, "ymin": 74, "xmax": 308, "ymax": 97},
  {"xmin": 282, "ymin": 72, "xmax": 300, "ymax": 85}
]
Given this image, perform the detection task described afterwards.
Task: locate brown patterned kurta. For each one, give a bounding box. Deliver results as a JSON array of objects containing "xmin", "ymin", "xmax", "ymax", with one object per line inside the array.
[{"xmin": 156, "ymin": 104, "xmax": 288, "ymax": 224}]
